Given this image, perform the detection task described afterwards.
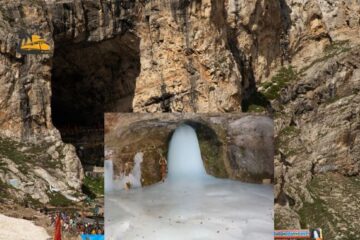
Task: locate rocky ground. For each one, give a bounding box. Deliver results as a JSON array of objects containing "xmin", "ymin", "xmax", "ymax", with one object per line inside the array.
[
  {"xmin": 0, "ymin": 136, "xmax": 85, "ymax": 213},
  {"xmin": 0, "ymin": 135, "xmax": 103, "ymax": 240},
  {"xmin": 0, "ymin": 135, "xmax": 83, "ymax": 206}
]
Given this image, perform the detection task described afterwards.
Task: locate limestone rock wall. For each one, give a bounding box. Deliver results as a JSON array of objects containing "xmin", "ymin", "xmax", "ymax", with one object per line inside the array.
[
  {"xmin": 132, "ymin": 0, "xmax": 243, "ymax": 112},
  {"xmin": 267, "ymin": 2, "xmax": 360, "ymax": 237},
  {"xmin": 1, "ymin": 0, "xmax": 358, "ymax": 141},
  {"xmin": 273, "ymin": 45, "xmax": 360, "ymax": 238},
  {"xmin": 0, "ymin": 1, "xmax": 54, "ymax": 141},
  {"xmin": 282, "ymin": 0, "xmax": 360, "ymax": 68}
]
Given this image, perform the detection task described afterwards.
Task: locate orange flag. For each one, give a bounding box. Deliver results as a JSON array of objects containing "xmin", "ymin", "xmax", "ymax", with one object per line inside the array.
[{"xmin": 54, "ymin": 215, "xmax": 62, "ymax": 240}]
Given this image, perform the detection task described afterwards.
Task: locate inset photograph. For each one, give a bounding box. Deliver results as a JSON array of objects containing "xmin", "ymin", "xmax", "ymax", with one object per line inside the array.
[{"xmin": 104, "ymin": 113, "xmax": 274, "ymax": 240}]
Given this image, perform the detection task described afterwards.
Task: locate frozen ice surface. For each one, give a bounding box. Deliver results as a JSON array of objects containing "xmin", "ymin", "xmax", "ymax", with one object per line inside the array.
[
  {"xmin": 105, "ymin": 124, "xmax": 273, "ymax": 239},
  {"xmin": 105, "ymin": 179, "xmax": 273, "ymax": 240}
]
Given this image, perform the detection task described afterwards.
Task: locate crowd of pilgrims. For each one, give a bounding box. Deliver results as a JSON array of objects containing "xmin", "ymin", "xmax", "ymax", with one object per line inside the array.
[{"xmin": 49, "ymin": 211, "xmax": 104, "ymax": 235}]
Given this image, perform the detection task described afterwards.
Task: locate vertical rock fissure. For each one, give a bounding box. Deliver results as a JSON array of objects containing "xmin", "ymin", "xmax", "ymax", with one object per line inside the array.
[
  {"xmin": 80, "ymin": 1, "xmax": 89, "ymax": 40},
  {"xmin": 170, "ymin": 0, "xmax": 198, "ymax": 112},
  {"xmin": 279, "ymin": 0, "xmax": 291, "ymax": 64},
  {"xmin": 222, "ymin": 1, "xmax": 258, "ymax": 112},
  {"xmin": 19, "ymin": 73, "xmax": 32, "ymax": 140},
  {"xmin": 147, "ymin": 14, "xmax": 172, "ymax": 112},
  {"xmin": 209, "ymin": 0, "xmax": 262, "ymax": 112}
]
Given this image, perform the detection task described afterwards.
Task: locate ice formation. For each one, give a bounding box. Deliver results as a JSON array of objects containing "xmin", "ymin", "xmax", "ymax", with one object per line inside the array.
[
  {"xmin": 105, "ymin": 124, "xmax": 273, "ymax": 240},
  {"xmin": 104, "ymin": 160, "xmax": 114, "ymax": 192},
  {"xmin": 105, "ymin": 152, "xmax": 143, "ymax": 192},
  {"xmin": 167, "ymin": 124, "xmax": 209, "ymax": 181},
  {"xmin": 118, "ymin": 152, "xmax": 143, "ymax": 189}
]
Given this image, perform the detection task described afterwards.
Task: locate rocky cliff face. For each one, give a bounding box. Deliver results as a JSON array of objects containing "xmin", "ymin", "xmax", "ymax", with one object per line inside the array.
[
  {"xmin": 0, "ymin": 0, "xmax": 359, "ymax": 236},
  {"xmin": 1, "ymin": 0, "xmax": 358, "ymax": 136},
  {"xmin": 268, "ymin": 2, "xmax": 360, "ymax": 239},
  {"xmin": 1, "ymin": 0, "xmax": 282, "ymax": 140},
  {"xmin": 1, "ymin": 0, "xmax": 359, "ymax": 137},
  {"xmin": 273, "ymin": 43, "xmax": 360, "ymax": 239},
  {"xmin": 0, "ymin": 0, "xmax": 84, "ymax": 205},
  {"xmin": 105, "ymin": 113, "xmax": 274, "ymax": 185}
]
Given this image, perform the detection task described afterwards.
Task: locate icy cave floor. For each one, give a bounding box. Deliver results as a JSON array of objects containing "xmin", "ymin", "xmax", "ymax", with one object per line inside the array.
[{"xmin": 105, "ymin": 178, "xmax": 273, "ymax": 240}]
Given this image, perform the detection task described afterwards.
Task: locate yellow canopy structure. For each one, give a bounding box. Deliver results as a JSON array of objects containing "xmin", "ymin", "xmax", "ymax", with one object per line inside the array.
[{"xmin": 19, "ymin": 34, "xmax": 50, "ymax": 53}]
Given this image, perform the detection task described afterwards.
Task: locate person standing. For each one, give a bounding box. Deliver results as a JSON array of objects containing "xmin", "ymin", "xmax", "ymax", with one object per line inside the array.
[{"xmin": 54, "ymin": 213, "xmax": 62, "ymax": 240}]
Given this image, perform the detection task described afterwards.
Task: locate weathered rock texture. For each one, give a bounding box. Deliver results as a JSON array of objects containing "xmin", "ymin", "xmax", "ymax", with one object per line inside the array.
[
  {"xmin": 0, "ymin": 0, "xmax": 359, "ymax": 137},
  {"xmin": 105, "ymin": 113, "xmax": 274, "ymax": 185},
  {"xmin": 0, "ymin": 0, "xmax": 359, "ymax": 236},
  {"xmin": 133, "ymin": 1, "xmax": 243, "ymax": 112},
  {"xmin": 0, "ymin": 0, "xmax": 84, "ymax": 205},
  {"xmin": 265, "ymin": 2, "xmax": 360, "ymax": 239},
  {"xmin": 273, "ymin": 45, "xmax": 360, "ymax": 239},
  {"xmin": 0, "ymin": 136, "xmax": 83, "ymax": 206}
]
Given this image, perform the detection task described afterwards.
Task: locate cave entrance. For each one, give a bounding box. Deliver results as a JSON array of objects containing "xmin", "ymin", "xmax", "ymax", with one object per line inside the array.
[{"xmin": 51, "ymin": 33, "xmax": 140, "ymax": 167}]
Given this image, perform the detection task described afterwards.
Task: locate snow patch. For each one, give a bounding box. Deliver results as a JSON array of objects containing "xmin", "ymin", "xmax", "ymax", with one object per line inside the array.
[{"xmin": 0, "ymin": 214, "xmax": 50, "ymax": 240}]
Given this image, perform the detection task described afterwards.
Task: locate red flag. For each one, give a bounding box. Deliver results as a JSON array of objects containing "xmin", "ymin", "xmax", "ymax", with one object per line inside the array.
[{"xmin": 54, "ymin": 215, "xmax": 62, "ymax": 240}]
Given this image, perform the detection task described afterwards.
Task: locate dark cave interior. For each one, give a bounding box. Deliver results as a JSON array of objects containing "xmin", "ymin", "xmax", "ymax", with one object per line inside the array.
[{"xmin": 51, "ymin": 33, "xmax": 140, "ymax": 167}]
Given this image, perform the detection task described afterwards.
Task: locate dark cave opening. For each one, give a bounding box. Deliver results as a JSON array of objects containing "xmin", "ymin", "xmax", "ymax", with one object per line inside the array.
[{"xmin": 51, "ymin": 33, "xmax": 140, "ymax": 167}]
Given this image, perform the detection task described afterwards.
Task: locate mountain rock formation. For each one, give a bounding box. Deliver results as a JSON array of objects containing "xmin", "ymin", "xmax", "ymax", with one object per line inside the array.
[{"xmin": 0, "ymin": 1, "xmax": 359, "ymax": 238}]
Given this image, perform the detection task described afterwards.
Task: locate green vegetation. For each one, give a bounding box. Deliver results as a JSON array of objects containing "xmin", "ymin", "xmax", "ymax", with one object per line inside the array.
[
  {"xmin": 48, "ymin": 192, "xmax": 72, "ymax": 207},
  {"xmin": 0, "ymin": 179, "xmax": 10, "ymax": 199},
  {"xmin": 260, "ymin": 66, "xmax": 299, "ymax": 100},
  {"xmin": 324, "ymin": 40, "xmax": 351, "ymax": 54},
  {"xmin": 301, "ymin": 40, "xmax": 352, "ymax": 73},
  {"xmin": 298, "ymin": 174, "xmax": 360, "ymax": 240},
  {"xmin": 0, "ymin": 137, "xmax": 74, "ymax": 208},
  {"xmin": 0, "ymin": 137, "xmax": 30, "ymax": 174},
  {"xmin": 0, "ymin": 137, "xmax": 63, "ymax": 174},
  {"xmin": 298, "ymin": 175, "xmax": 336, "ymax": 235},
  {"xmin": 82, "ymin": 176, "xmax": 104, "ymax": 199},
  {"xmin": 22, "ymin": 193, "xmax": 42, "ymax": 209},
  {"xmin": 279, "ymin": 126, "xmax": 300, "ymax": 137},
  {"xmin": 0, "ymin": 138, "xmax": 27, "ymax": 163},
  {"xmin": 298, "ymin": 195, "xmax": 334, "ymax": 229},
  {"xmin": 276, "ymin": 126, "xmax": 300, "ymax": 148},
  {"xmin": 275, "ymin": 126, "xmax": 302, "ymax": 157}
]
